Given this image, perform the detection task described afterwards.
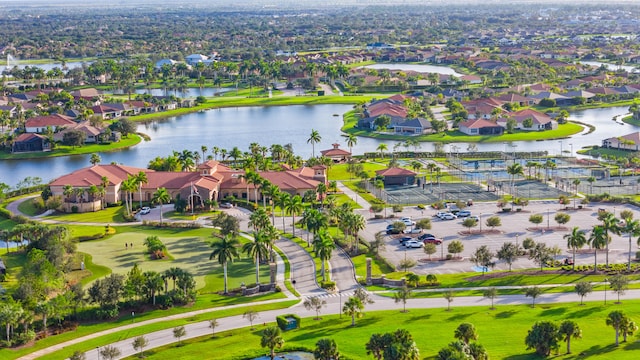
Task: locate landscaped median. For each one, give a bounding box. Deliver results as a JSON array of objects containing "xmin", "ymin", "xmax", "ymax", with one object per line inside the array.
[{"xmin": 117, "ymin": 299, "xmax": 640, "ymax": 359}]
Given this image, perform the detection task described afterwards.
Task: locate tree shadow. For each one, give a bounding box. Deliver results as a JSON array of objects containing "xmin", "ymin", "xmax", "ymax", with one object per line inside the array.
[
  {"xmin": 447, "ymin": 312, "xmax": 472, "ymax": 321},
  {"xmin": 575, "ymin": 343, "xmax": 618, "ymax": 358},
  {"xmin": 404, "ymin": 313, "xmax": 432, "ymax": 323},
  {"xmin": 503, "ymin": 353, "xmax": 535, "ymax": 360},
  {"xmin": 494, "ymin": 310, "xmax": 517, "ymax": 319},
  {"xmin": 567, "ymin": 306, "xmax": 600, "ymax": 319},
  {"xmin": 539, "ymin": 306, "xmax": 567, "ymax": 317}
]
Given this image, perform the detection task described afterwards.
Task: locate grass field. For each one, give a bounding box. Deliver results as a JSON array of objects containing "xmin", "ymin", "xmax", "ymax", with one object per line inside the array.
[
  {"xmin": 0, "ymin": 134, "xmax": 142, "ymax": 160},
  {"xmin": 327, "ymin": 162, "xmax": 387, "ymax": 181},
  {"xmin": 76, "ymin": 228, "xmax": 271, "ymax": 290},
  {"xmin": 46, "ymin": 205, "xmax": 129, "ymax": 223},
  {"xmin": 120, "ymin": 300, "xmax": 640, "ymax": 360}
]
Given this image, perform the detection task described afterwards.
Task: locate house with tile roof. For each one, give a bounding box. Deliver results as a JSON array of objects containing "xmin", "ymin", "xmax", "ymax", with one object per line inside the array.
[
  {"xmin": 48, "ymin": 161, "xmax": 326, "ymax": 212},
  {"xmin": 25, "ymin": 114, "xmax": 76, "ymax": 133},
  {"xmin": 393, "ymin": 118, "xmax": 433, "ymax": 135},
  {"xmin": 320, "ymin": 143, "xmax": 352, "ymax": 163},
  {"xmin": 458, "ymin": 119, "xmax": 504, "ymax": 136},
  {"xmin": 505, "ymin": 109, "xmax": 555, "ymax": 131},
  {"xmin": 602, "ymin": 132, "xmax": 640, "ymax": 151}
]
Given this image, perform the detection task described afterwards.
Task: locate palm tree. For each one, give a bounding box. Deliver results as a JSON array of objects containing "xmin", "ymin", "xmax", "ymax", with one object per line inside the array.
[
  {"xmin": 209, "ymin": 234, "xmax": 240, "ymax": 294},
  {"xmin": 564, "ymin": 227, "xmax": 587, "ymax": 270},
  {"xmin": 151, "ymin": 187, "xmax": 170, "ymax": 224},
  {"xmin": 342, "ymin": 133, "xmax": 357, "ymax": 154},
  {"xmin": 249, "ymin": 208, "xmax": 271, "ymax": 232},
  {"xmin": 314, "ymin": 338, "xmax": 339, "ymax": 360},
  {"xmin": 316, "ymin": 182, "xmax": 327, "ymax": 208},
  {"xmin": 243, "ymin": 231, "xmax": 270, "ymax": 284},
  {"xmin": 121, "ymin": 176, "xmax": 137, "ymax": 215},
  {"xmin": 342, "ymin": 296, "xmax": 364, "ymax": 326},
  {"xmin": 606, "ymin": 310, "xmax": 626, "ymax": 346},
  {"xmin": 285, "ymin": 194, "xmax": 303, "ymax": 237},
  {"xmin": 622, "ymin": 219, "xmax": 640, "ymax": 271},
  {"xmin": 307, "ymin": 129, "xmax": 322, "ymax": 158},
  {"xmin": 558, "ymin": 320, "xmax": 582, "ymax": 354},
  {"xmin": 376, "ymin": 143, "xmax": 388, "ymax": 160},
  {"xmin": 601, "ymin": 212, "xmax": 621, "ymax": 268},
  {"xmin": 261, "ymin": 326, "xmax": 284, "ymax": 360},
  {"xmin": 454, "ymin": 323, "xmax": 478, "ymax": 345},
  {"xmin": 135, "ymin": 171, "xmax": 149, "ymax": 207},
  {"xmin": 506, "ymin": 163, "xmax": 524, "ymax": 194},
  {"xmin": 313, "ymin": 229, "xmax": 335, "ymax": 282},
  {"xmin": 275, "ymin": 192, "xmax": 290, "ymax": 233},
  {"xmin": 589, "ymin": 225, "xmax": 608, "ymax": 272},
  {"xmin": 393, "ymin": 286, "xmax": 413, "ymax": 313}
]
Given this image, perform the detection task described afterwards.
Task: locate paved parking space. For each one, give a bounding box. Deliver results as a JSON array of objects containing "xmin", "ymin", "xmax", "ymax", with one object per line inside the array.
[{"xmin": 363, "ymin": 201, "xmax": 640, "ymax": 275}]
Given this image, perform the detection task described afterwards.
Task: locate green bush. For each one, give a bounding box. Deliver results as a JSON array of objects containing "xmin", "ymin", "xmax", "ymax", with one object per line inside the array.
[
  {"xmin": 392, "ymin": 205, "xmax": 403, "ymax": 213},
  {"xmin": 321, "ymin": 281, "xmax": 336, "ymax": 291},
  {"xmin": 71, "ymin": 205, "xmax": 79, "ymax": 213}
]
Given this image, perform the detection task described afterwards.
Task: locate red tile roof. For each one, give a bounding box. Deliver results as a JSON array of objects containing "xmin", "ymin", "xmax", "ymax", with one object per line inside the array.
[{"xmin": 25, "ymin": 114, "xmax": 75, "ymax": 128}]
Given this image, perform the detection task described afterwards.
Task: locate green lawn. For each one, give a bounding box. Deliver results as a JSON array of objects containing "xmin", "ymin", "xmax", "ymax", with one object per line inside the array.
[
  {"xmin": 17, "ymin": 197, "xmax": 45, "ymax": 216},
  {"xmin": 121, "ymin": 300, "xmax": 640, "ymax": 360},
  {"xmin": 0, "ymin": 134, "xmax": 141, "ymax": 160},
  {"xmin": 73, "ymin": 226, "xmax": 273, "ymax": 291},
  {"xmin": 328, "ymin": 162, "xmax": 387, "ymax": 180},
  {"xmin": 45, "ymin": 205, "xmax": 129, "ymax": 223},
  {"xmin": 5, "ymin": 299, "xmax": 298, "ymax": 360},
  {"xmin": 352, "ymin": 254, "xmax": 394, "ymax": 278}
]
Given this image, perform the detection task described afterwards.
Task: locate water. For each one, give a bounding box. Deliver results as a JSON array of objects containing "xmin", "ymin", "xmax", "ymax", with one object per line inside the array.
[
  {"xmin": 0, "ymin": 61, "xmax": 87, "ymax": 74},
  {"xmin": 362, "ymin": 63, "xmax": 465, "ymax": 77},
  {"xmin": 0, "ymin": 105, "xmax": 635, "ymax": 188},
  {"xmin": 578, "ymin": 61, "xmax": 638, "ymax": 73}
]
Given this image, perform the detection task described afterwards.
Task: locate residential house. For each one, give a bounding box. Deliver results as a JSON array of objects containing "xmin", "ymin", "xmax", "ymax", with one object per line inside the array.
[
  {"xmin": 25, "ymin": 114, "xmax": 76, "ymax": 133},
  {"xmin": 185, "ymin": 54, "xmax": 209, "ymax": 66},
  {"xmin": 602, "ymin": 132, "xmax": 640, "ymax": 151},
  {"xmin": 70, "ymin": 88, "xmax": 102, "ymax": 103},
  {"xmin": 459, "ymin": 118, "xmax": 504, "ymax": 136},
  {"xmin": 91, "ymin": 104, "xmax": 122, "ymax": 119},
  {"xmin": 393, "ymin": 118, "xmax": 433, "ymax": 135},
  {"xmin": 375, "ymin": 167, "xmax": 416, "ymax": 186},
  {"xmin": 53, "ymin": 121, "xmax": 103, "ymax": 143},
  {"xmin": 12, "ymin": 133, "xmax": 51, "ymax": 153},
  {"xmin": 496, "ymin": 93, "xmax": 536, "ymax": 106},
  {"xmin": 155, "ymin": 59, "xmax": 177, "ymax": 69},
  {"xmin": 506, "ymin": 109, "xmax": 555, "ymax": 131}
]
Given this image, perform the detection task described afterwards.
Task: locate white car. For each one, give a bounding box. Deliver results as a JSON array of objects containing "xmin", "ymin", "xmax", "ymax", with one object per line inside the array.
[
  {"xmin": 139, "ymin": 206, "xmax": 151, "ymax": 215},
  {"xmin": 400, "ymin": 217, "xmax": 416, "ymax": 226},
  {"xmin": 404, "ymin": 240, "xmax": 423, "ymax": 248},
  {"xmin": 435, "ymin": 211, "xmax": 450, "ymax": 219},
  {"xmin": 441, "ymin": 213, "xmax": 457, "ymax": 220}
]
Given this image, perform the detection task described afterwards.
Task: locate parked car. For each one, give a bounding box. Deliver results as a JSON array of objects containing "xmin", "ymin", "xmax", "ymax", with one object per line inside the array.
[
  {"xmin": 404, "ymin": 240, "xmax": 423, "ymax": 248},
  {"xmin": 399, "ymin": 236, "xmax": 413, "ymax": 243},
  {"xmin": 386, "ymin": 228, "xmax": 402, "ymax": 235},
  {"xmin": 469, "ymin": 215, "xmax": 480, "ymax": 222},
  {"xmin": 423, "ymin": 238, "xmax": 443, "ymax": 245},
  {"xmin": 404, "ymin": 228, "xmax": 422, "ymax": 234},
  {"xmin": 441, "ymin": 213, "xmax": 457, "ymax": 220},
  {"xmin": 220, "ymin": 202, "xmax": 234, "ymax": 208},
  {"xmin": 400, "ymin": 217, "xmax": 416, "ymax": 226},
  {"xmin": 435, "ymin": 211, "xmax": 450, "ymax": 219},
  {"xmin": 139, "ymin": 206, "xmax": 151, "ymax": 215},
  {"xmin": 457, "ymin": 210, "xmax": 471, "ymax": 218},
  {"xmin": 418, "ymin": 233, "xmax": 437, "ymax": 241}
]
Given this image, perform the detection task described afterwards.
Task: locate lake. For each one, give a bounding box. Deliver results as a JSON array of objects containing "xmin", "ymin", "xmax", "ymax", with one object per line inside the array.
[
  {"xmin": 0, "ymin": 104, "xmax": 636, "ymax": 188},
  {"xmin": 578, "ymin": 61, "xmax": 638, "ymax": 73},
  {"xmin": 362, "ymin": 63, "xmax": 465, "ymax": 77},
  {"xmin": 0, "ymin": 61, "xmax": 87, "ymax": 74}
]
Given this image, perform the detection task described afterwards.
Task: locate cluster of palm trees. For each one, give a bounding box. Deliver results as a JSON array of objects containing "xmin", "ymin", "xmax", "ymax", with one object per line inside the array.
[{"xmin": 564, "ymin": 209, "xmax": 640, "ymax": 271}]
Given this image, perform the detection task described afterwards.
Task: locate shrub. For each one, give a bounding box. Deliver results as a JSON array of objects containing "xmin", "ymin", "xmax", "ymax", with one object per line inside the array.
[
  {"xmin": 71, "ymin": 205, "xmax": 79, "ymax": 213},
  {"xmin": 320, "ymin": 281, "xmax": 336, "ymax": 291},
  {"xmin": 392, "ymin": 205, "xmax": 403, "ymax": 213}
]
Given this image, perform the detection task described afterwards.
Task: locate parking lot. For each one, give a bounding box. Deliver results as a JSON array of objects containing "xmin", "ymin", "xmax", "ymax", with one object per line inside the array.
[{"xmin": 359, "ymin": 201, "xmax": 640, "ymax": 275}]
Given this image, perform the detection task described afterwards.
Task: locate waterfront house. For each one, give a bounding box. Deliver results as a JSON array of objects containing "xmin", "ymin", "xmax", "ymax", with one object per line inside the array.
[
  {"xmin": 12, "ymin": 133, "xmax": 51, "ymax": 153},
  {"xmin": 458, "ymin": 118, "xmax": 504, "ymax": 136},
  {"xmin": 602, "ymin": 132, "xmax": 640, "ymax": 151},
  {"xmin": 25, "ymin": 114, "xmax": 76, "ymax": 133}
]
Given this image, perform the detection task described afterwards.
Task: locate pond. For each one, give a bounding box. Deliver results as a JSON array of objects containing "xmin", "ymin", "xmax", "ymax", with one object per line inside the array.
[
  {"xmin": 0, "ymin": 104, "xmax": 636, "ymax": 188},
  {"xmin": 578, "ymin": 61, "xmax": 638, "ymax": 73},
  {"xmin": 362, "ymin": 63, "xmax": 465, "ymax": 77},
  {"xmin": 0, "ymin": 61, "xmax": 87, "ymax": 74},
  {"xmin": 110, "ymin": 87, "xmax": 228, "ymax": 98}
]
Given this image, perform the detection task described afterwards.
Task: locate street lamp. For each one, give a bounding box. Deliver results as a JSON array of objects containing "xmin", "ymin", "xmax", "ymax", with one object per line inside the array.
[
  {"xmin": 604, "ymin": 278, "xmax": 608, "ymax": 305},
  {"xmin": 558, "ymin": 141, "xmax": 563, "ymax": 157},
  {"xmin": 547, "ymin": 209, "xmax": 550, "ymax": 229},
  {"xmin": 516, "ymin": 233, "xmax": 519, "ymax": 248},
  {"xmin": 339, "ymin": 291, "xmax": 342, "ymax": 318},
  {"xmin": 569, "ymin": 143, "xmax": 573, "ymax": 157},
  {"xmin": 97, "ymin": 347, "xmax": 100, "ymax": 360}
]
